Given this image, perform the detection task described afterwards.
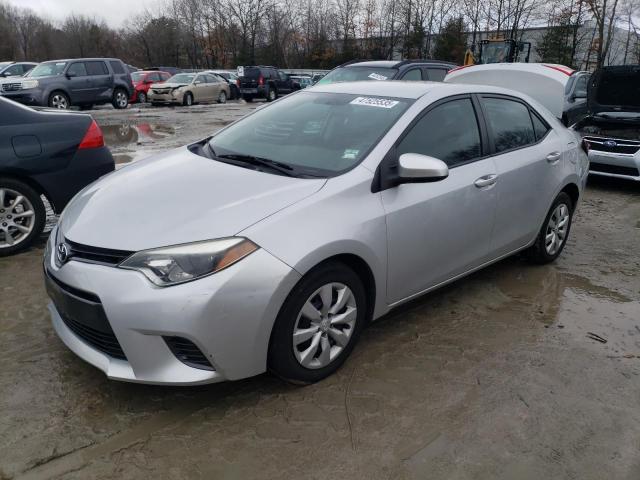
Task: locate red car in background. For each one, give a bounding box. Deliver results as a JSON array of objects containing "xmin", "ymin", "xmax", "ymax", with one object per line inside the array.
[{"xmin": 130, "ymin": 70, "xmax": 171, "ymax": 103}]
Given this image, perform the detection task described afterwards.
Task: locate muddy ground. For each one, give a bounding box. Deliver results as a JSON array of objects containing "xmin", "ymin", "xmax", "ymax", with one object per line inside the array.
[{"xmin": 1, "ymin": 102, "xmax": 640, "ymax": 480}]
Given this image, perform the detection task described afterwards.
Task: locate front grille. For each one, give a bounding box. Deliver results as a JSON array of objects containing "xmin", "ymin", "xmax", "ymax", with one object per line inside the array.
[
  {"xmin": 584, "ymin": 136, "xmax": 640, "ymax": 155},
  {"xmin": 152, "ymin": 88, "xmax": 170, "ymax": 94},
  {"xmin": 589, "ymin": 162, "xmax": 640, "ymax": 177},
  {"xmin": 65, "ymin": 238, "xmax": 133, "ymax": 266},
  {"xmin": 1, "ymin": 82, "xmax": 22, "ymax": 92},
  {"xmin": 164, "ymin": 336, "xmax": 214, "ymax": 370},
  {"xmin": 60, "ymin": 313, "xmax": 127, "ymax": 360},
  {"xmin": 45, "ymin": 269, "xmax": 127, "ymax": 360}
]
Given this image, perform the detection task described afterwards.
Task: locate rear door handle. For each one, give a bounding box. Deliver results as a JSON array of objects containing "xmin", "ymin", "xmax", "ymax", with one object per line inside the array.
[
  {"xmin": 546, "ymin": 151, "xmax": 562, "ymax": 163},
  {"xmin": 474, "ymin": 174, "xmax": 498, "ymax": 188}
]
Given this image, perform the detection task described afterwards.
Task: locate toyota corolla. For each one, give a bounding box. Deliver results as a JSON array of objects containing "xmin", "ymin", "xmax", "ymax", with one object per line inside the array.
[{"xmin": 45, "ymin": 81, "xmax": 589, "ymax": 385}]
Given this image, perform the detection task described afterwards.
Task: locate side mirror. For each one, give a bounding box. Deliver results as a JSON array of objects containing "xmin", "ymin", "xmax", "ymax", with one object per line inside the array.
[
  {"xmin": 66, "ymin": 71, "xmax": 77, "ymax": 78},
  {"xmin": 398, "ymin": 153, "xmax": 449, "ymax": 183}
]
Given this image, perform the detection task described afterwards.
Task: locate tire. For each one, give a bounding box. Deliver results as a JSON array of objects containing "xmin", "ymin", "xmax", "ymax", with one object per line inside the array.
[
  {"xmin": 183, "ymin": 92, "xmax": 193, "ymax": 106},
  {"xmin": 243, "ymin": 95, "xmax": 253, "ymax": 102},
  {"xmin": 217, "ymin": 90, "xmax": 227, "ymax": 104},
  {"xmin": 0, "ymin": 178, "xmax": 46, "ymax": 256},
  {"xmin": 48, "ymin": 91, "xmax": 70, "ymax": 109},
  {"xmin": 266, "ymin": 87, "xmax": 277, "ymax": 102},
  {"xmin": 268, "ymin": 262, "xmax": 367, "ymax": 384},
  {"xmin": 137, "ymin": 91, "xmax": 147, "ymax": 104},
  {"xmin": 112, "ymin": 89, "xmax": 128, "ymax": 109},
  {"xmin": 526, "ymin": 192, "xmax": 573, "ymax": 264}
]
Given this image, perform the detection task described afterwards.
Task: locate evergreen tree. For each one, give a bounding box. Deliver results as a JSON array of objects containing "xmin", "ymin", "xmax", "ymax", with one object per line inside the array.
[{"xmin": 433, "ymin": 17, "xmax": 467, "ymax": 64}]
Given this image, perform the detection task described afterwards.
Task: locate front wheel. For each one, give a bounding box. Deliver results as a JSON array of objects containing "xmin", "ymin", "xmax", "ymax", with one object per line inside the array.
[
  {"xmin": 137, "ymin": 91, "xmax": 147, "ymax": 104},
  {"xmin": 183, "ymin": 92, "xmax": 193, "ymax": 106},
  {"xmin": 526, "ymin": 192, "xmax": 573, "ymax": 264},
  {"xmin": 112, "ymin": 89, "xmax": 128, "ymax": 109},
  {"xmin": 48, "ymin": 91, "xmax": 70, "ymax": 109},
  {"xmin": 0, "ymin": 178, "xmax": 46, "ymax": 256},
  {"xmin": 268, "ymin": 262, "xmax": 366, "ymax": 384}
]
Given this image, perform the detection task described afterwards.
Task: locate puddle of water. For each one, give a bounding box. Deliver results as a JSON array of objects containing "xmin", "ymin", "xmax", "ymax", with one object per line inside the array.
[{"xmin": 100, "ymin": 123, "xmax": 176, "ymax": 147}]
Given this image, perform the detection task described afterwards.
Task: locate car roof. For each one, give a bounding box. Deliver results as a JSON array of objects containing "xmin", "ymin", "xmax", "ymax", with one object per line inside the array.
[
  {"xmin": 344, "ymin": 60, "xmax": 456, "ymax": 69},
  {"xmin": 41, "ymin": 58, "xmax": 122, "ymax": 63}
]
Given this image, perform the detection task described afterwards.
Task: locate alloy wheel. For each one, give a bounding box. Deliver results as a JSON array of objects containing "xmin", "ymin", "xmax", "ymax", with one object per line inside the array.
[
  {"xmin": 138, "ymin": 92, "xmax": 147, "ymax": 103},
  {"xmin": 218, "ymin": 91, "xmax": 226, "ymax": 104},
  {"xmin": 0, "ymin": 188, "xmax": 36, "ymax": 249},
  {"xmin": 51, "ymin": 94, "xmax": 68, "ymax": 109},
  {"xmin": 292, "ymin": 282, "xmax": 357, "ymax": 369},
  {"xmin": 115, "ymin": 91, "xmax": 128, "ymax": 108},
  {"xmin": 545, "ymin": 203, "xmax": 570, "ymax": 255}
]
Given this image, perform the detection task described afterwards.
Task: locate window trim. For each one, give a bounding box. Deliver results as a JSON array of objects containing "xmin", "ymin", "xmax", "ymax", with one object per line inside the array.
[
  {"xmin": 372, "ymin": 94, "xmax": 488, "ymax": 193},
  {"xmin": 477, "ymin": 93, "xmax": 552, "ymax": 157}
]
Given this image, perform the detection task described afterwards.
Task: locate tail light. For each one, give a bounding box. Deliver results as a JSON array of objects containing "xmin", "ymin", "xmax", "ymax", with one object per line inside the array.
[
  {"xmin": 581, "ymin": 138, "xmax": 590, "ymax": 154},
  {"xmin": 79, "ymin": 120, "xmax": 104, "ymax": 149},
  {"xmin": 258, "ymin": 75, "xmax": 264, "ymax": 86}
]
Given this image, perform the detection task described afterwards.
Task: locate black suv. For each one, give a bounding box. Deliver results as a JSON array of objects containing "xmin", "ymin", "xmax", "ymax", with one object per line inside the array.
[
  {"xmin": 318, "ymin": 60, "xmax": 456, "ymax": 84},
  {"xmin": 0, "ymin": 58, "xmax": 133, "ymax": 110},
  {"xmin": 237, "ymin": 66, "xmax": 300, "ymax": 102}
]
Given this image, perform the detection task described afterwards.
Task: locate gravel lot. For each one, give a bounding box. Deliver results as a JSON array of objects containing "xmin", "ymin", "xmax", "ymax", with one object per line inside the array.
[{"xmin": 1, "ymin": 101, "xmax": 639, "ymax": 480}]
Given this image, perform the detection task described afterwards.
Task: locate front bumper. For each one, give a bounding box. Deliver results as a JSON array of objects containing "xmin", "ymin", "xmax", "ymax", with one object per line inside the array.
[
  {"xmin": 0, "ymin": 89, "xmax": 45, "ymax": 106},
  {"xmin": 45, "ymin": 230, "xmax": 301, "ymax": 385},
  {"xmin": 148, "ymin": 91, "xmax": 182, "ymax": 104},
  {"xmin": 585, "ymin": 142, "xmax": 640, "ymax": 182}
]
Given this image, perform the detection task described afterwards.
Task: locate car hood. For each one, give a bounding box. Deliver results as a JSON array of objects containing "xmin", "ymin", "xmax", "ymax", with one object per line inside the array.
[
  {"xmin": 59, "ymin": 146, "xmax": 326, "ymax": 251},
  {"xmin": 151, "ymin": 82, "xmax": 187, "ymax": 89},
  {"xmin": 588, "ymin": 65, "xmax": 640, "ymax": 114}
]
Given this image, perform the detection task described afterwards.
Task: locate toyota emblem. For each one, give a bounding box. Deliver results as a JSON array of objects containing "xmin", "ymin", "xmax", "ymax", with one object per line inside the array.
[{"xmin": 56, "ymin": 243, "xmax": 69, "ymax": 265}]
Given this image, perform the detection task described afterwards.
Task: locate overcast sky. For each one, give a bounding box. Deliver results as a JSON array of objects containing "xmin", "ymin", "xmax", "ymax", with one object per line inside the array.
[{"xmin": 6, "ymin": 0, "xmax": 148, "ymax": 27}]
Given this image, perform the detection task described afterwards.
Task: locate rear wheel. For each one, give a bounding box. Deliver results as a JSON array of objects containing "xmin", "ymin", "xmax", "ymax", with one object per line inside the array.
[
  {"xmin": 266, "ymin": 87, "xmax": 277, "ymax": 102},
  {"xmin": 0, "ymin": 178, "xmax": 46, "ymax": 256},
  {"xmin": 526, "ymin": 192, "xmax": 573, "ymax": 264},
  {"xmin": 183, "ymin": 92, "xmax": 193, "ymax": 106},
  {"xmin": 268, "ymin": 262, "xmax": 366, "ymax": 384},
  {"xmin": 112, "ymin": 89, "xmax": 128, "ymax": 109},
  {"xmin": 217, "ymin": 90, "xmax": 227, "ymax": 104},
  {"xmin": 48, "ymin": 91, "xmax": 69, "ymax": 109}
]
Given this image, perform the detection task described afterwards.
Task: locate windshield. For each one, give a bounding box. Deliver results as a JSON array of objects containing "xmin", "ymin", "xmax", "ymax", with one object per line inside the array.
[
  {"xmin": 480, "ymin": 43, "xmax": 511, "ymax": 63},
  {"xmin": 131, "ymin": 72, "xmax": 145, "ymax": 82},
  {"xmin": 28, "ymin": 62, "xmax": 67, "ymax": 77},
  {"xmin": 209, "ymin": 92, "xmax": 412, "ymax": 176},
  {"xmin": 318, "ymin": 67, "xmax": 397, "ymax": 84},
  {"xmin": 168, "ymin": 73, "xmax": 195, "ymax": 84},
  {"xmin": 0, "ymin": 62, "xmax": 11, "ymax": 70}
]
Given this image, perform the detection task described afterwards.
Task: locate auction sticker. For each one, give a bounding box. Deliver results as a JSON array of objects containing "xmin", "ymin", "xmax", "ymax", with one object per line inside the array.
[
  {"xmin": 368, "ymin": 73, "xmax": 388, "ymax": 80},
  {"xmin": 350, "ymin": 97, "xmax": 399, "ymax": 109}
]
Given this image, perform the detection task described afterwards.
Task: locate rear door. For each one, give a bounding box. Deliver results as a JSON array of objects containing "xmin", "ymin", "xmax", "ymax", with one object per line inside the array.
[
  {"xmin": 479, "ymin": 95, "xmax": 563, "ymax": 256},
  {"xmin": 85, "ymin": 60, "xmax": 112, "ymax": 103},
  {"xmin": 382, "ymin": 96, "xmax": 497, "ymax": 303},
  {"xmin": 65, "ymin": 62, "xmax": 92, "ymax": 103},
  {"xmin": 193, "ymin": 74, "xmax": 210, "ymax": 102}
]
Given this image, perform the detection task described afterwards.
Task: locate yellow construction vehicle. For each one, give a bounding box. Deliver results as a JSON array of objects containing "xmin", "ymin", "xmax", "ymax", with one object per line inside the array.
[{"xmin": 464, "ymin": 38, "xmax": 532, "ymax": 65}]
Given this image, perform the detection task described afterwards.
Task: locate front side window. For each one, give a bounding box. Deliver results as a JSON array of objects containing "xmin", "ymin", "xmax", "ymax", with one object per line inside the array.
[
  {"xmin": 482, "ymin": 97, "xmax": 536, "ymax": 153},
  {"xmin": 28, "ymin": 62, "xmax": 67, "ymax": 77},
  {"xmin": 401, "ymin": 69, "xmax": 422, "ymax": 81},
  {"xmin": 67, "ymin": 62, "xmax": 88, "ymax": 77},
  {"xmin": 397, "ymin": 98, "xmax": 482, "ymax": 167},
  {"xmin": 209, "ymin": 92, "xmax": 412, "ymax": 176}
]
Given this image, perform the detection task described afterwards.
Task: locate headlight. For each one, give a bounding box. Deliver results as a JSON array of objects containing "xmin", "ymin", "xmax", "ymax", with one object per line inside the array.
[
  {"xmin": 119, "ymin": 238, "xmax": 258, "ymax": 287},
  {"xmin": 21, "ymin": 79, "xmax": 39, "ymax": 89}
]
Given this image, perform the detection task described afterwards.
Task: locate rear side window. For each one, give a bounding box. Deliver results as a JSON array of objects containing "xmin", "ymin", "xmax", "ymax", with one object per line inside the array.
[
  {"xmin": 401, "ymin": 69, "xmax": 422, "ymax": 81},
  {"xmin": 109, "ymin": 61, "xmax": 125, "ymax": 74},
  {"xmin": 67, "ymin": 62, "xmax": 87, "ymax": 77},
  {"xmin": 482, "ymin": 97, "xmax": 536, "ymax": 153},
  {"xmin": 531, "ymin": 112, "xmax": 550, "ymax": 141},
  {"xmin": 397, "ymin": 98, "xmax": 482, "ymax": 167},
  {"xmin": 86, "ymin": 61, "xmax": 108, "ymax": 75},
  {"xmin": 426, "ymin": 68, "xmax": 448, "ymax": 82}
]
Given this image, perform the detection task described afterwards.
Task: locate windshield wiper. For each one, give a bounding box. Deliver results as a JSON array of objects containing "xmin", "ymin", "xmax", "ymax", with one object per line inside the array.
[{"xmin": 216, "ymin": 153, "xmax": 296, "ymax": 177}]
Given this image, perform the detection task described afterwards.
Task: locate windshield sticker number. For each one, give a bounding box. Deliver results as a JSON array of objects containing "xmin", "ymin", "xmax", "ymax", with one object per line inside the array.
[
  {"xmin": 368, "ymin": 73, "xmax": 388, "ymax": 81},
  {"xmin": 350, "ymin": 97, "xmax": 399, "ymax": 109},
  {"xmin": 342, "ymin": 149, "xmax": 360, "ymax": 160}
]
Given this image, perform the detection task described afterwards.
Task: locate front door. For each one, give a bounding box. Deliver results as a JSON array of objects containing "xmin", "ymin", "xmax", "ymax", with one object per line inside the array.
[
  {"xmin": 65, "ymin": 62, "xmax": 92, "ymax": 104},
  {"xmin": 382, "ymin": 96, "xmax": 497, "ymax": 303}
]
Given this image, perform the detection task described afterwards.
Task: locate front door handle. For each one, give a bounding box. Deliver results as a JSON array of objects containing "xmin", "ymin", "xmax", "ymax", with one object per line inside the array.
[
  {"xmin": 546, "ymin": 151, "xmax": 562, "ymax": 163},
  {"xmin": 474, "ymin": 174, "xmax": 498, "ymax": 188}
]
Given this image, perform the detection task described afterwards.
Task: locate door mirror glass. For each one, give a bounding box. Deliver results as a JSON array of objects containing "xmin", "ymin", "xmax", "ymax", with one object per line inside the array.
[
  {"xmin": 66, "ymin": 71, "xmax": 77, "ymax": 78},
  {"xmin": 398, "ymin": 153, "xmax": 449, "ymax": 183}
]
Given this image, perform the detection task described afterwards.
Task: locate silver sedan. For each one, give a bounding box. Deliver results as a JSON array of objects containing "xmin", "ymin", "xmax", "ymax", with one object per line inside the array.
[{"xmin": 45, "ymin": 81, "xmax": 589, "ymax": 385}]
